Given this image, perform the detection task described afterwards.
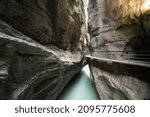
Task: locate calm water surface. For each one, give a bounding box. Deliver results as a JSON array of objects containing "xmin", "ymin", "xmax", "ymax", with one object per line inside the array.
[{"xmin": 57, "ymin": 65, "xmax": 100, "ymax": 100}]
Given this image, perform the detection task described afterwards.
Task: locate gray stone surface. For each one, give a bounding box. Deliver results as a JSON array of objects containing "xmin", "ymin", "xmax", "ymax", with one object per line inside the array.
[
  {"xmin": 88, "ymin": 0, "xmax": 150, "ymax": 100},
  {"xmin": 88, "ymin": 57, "xmax": 150, "ymax": 100},
  {"xmin": 0, "ymin": 0, "xmax": 86, "ymax": 50},
  {"xmin": 0, "ymin": 0, "xmax": 87, "ymax": 99},
  {"xmin": 88, "ymin": 0, "xmax": 150, "ymax": 59}
]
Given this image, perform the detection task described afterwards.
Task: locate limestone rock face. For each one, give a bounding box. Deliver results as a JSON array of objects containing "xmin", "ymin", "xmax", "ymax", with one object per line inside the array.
[
  {"xmin": 88, "ymin": 57, "xmax": 150, "ymax": 100},
  {"xmin": 0, "ymin": 0, "xmax": 86, "ymax": 50},
  {"xmin": 88, "ymin": 0, "xmax": 150, "ymax": 99},
  {"xmin": 0, "ymin": 0, "xmax": 86, "ymax": 99},
  {"xmin": 88, "ymin": 0, "xmax": 150, "ymax": 59}
]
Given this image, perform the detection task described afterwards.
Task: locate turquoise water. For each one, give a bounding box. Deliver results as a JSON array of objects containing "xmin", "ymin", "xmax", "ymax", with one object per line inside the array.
[{"xmin": 57, "ymin": 65, "xmax": 100, "ymax": 100}]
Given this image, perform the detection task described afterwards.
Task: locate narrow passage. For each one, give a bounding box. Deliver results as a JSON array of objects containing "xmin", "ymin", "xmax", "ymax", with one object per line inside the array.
[{"xmin": 57, "ymin": 65, "xmax": 100, "ymax": 100}]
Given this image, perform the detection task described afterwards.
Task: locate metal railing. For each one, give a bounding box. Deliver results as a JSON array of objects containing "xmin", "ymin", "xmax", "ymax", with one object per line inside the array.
[{"xmin": 90, "ymin": 50, "xmax": 150, "ymax": 63}]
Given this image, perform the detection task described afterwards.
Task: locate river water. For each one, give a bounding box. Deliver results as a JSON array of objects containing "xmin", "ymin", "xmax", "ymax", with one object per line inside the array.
[{"xmin": 57, "ymin": 65, "xmax": 100, "ymax": 100}]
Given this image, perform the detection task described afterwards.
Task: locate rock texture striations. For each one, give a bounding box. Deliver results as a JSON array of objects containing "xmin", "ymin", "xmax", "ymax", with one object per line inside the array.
[
  {"xmin": 89, "ymin": 0, "xmax": 150, "ymax": 59},
  {"xmin": 87, "ymin": 57, "xmax": 150, "ymax": 100},
  {"xmin": 88, "ymin": 0, "xmax": 150, "ymax": 99},
  {"xmin": 0, "ymin": 0, "xmax": 87, "ymax": 99}
]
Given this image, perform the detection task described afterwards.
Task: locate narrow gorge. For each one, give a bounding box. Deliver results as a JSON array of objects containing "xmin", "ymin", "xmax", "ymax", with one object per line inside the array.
[{"xmin": 0, "ymin": 0, "xmax": 150, "ymax": 100}]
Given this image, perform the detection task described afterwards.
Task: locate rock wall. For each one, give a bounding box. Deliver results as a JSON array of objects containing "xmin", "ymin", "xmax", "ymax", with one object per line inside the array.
[
  {"xmin": 88, "ymin": 0, "xmax": 150, "ymax": 99},
  {"xmin": 88, "ymin": 0, "xmax": 150, "ymax": 59},
  {"xmin": 88, "ymin": 57, "xmax": 150, "ymax": 100},
  {"xmin": 0, "ymin": 0, "xmax": 87, "ymax": 99},
  {"xmin": 0, "ymin": 0, "xmax": 86, "ymax": 50}
]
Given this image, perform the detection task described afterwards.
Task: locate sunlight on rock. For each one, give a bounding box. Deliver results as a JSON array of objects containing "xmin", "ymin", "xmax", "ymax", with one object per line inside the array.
[
  {"xmin": 141, "ymin": 0, "xmax": 150, "ymax": 12},
  {"xmin": 82, "ymin": 65, "xmax": 90, "ymax": 78},
  {"xmin": 114, "ymin": 0, "xmax": 150, "ymax": 23}
]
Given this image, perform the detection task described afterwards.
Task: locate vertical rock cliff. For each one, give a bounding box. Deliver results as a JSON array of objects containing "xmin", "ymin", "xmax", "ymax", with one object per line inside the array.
[
  {"xmin": 88, "ymin": 0, "xmax": 150, "ymax": 99},
  {"xmin": 0, "ymin": 0, "xmax": 87, "ymax": 99}
]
